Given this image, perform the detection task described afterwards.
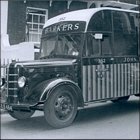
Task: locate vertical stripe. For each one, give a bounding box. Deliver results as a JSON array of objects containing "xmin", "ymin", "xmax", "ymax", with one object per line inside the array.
[
  {"xmin": 85, "ymin": 66, "xmax": 88, "ymax": 101},
  {"xmin": 88, "ymin": 66, "xmax": 91, "ymax": 101},
  {"xmin": 135, "ymin": 63, "xmax": 137, "ymax": 94},
  {"xmin": 137, "ymin": 63, "xmax": 140, "ymax": 93},
  {"xmin": 129, "ymin": 63, "xmax": 132, "ymax": 95},
  {"xmin": 130, "ymin": 63, "xmax": 132, "ymax": 95},
  {"xmin": 125, "ymin": 63, "xmax": 128, "ymax": 96},
  {"xmin": 137, "ymin": 63, "xmax": 139, "ymax": 93},
  {"xmin": 106, "ymin": 65, "xmax": 110, "ymax": 98},
  {"xmin": 126, "ymin": 64, "xmax": 129, "ymax": 96},
  {"xmin": 114, "ymin": 64, "xmax": 117, "ymax": 97},
  {"xmin": 117, "ymin": 64, "xmax": 121, "ymax": 97},
  {"xmin": 95, "ymin": 65, "xmax": 98, "ymax": 100},
  {"xmin": 136, "ymin": 63, "xmax": 137, "ymax": 94},
  {"xmin": 97, "ymin": 65, "xmax": 101, "ymax": 99},
  {"xmin": 102, "ymin": 65, "xmax": 105, "ymax": 99},
  {"xmin": 119, "ymin": 64, "xmax": 121, "ymax": 97},
  {"xmin": 104, "ymin": 66, "xmax": 107, "ymax": 99},
  {"xmin": 108, "ymin": 65, "xmax": 112, "ymax": 98},
  {"xmin": 131, "ymin": 63, "xmax": 134, "ymax": 95},
  {"xmin": 134, "ymin": 63, "xmax": 137, "ymax": 94},
  {"xmin": 123, "ymin": 64, "xmax": 125, "ymax": 96},
  {"xmin": 112, "ymin": 64, "xmax": 115, "ymax": 97},
  {"xmin": 126, "ymin": 63, "xmax": 129, "ymax": 96},
  {"xmin": 83, "ymin": 66, "xmax": 86, "ymax": 102},
  {"xmin": 121, "ymin": 64, "xmax": 124, "ymax": 97},
  {"xmin": 110, "ymin": 64, "xmax": 114, "ymax": 98},
  {"xmin": 127, "ymin": 63, "xmax": 131, "ymax": 95},
  {"xmin": 115, "ymin": 64, "xmax": 118, "ymax": 97},
  {"xmin": 100, "ymin": 65, "xmax": 103, "ymax": 99},
  {"xmin": 104, "ymin": 65, "xmax": 107, "ymax": 99},
  {"xmin": 132, "ymin": 63, "xmax": 134, "ymax": 94},
  {"xmin": 90, "ymin": 66, "xmax": 93, "ymax": 100},
  {"xmin": 134, "ymin": 63, "xmax": 136, "ymax": 94},
  {"xmin": 93, "ymin": 66, "xmax": 96, "ymax": 100}
]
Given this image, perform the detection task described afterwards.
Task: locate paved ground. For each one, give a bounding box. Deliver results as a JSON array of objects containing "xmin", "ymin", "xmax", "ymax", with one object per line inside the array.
[{"xmin": 1, "ymin": 96, "xmax": 140, "ymax": 139}]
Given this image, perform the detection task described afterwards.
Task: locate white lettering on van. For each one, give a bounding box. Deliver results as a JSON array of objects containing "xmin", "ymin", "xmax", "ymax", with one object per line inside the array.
[
  {"xmin": 123, "ymin": 57, "xmax": 137, "ymax": 63},
  {"xmin": 68, "ymin": 24, "xmax": 73, "ymax": 31},
  {"xmin": 62, "ymin": 24, "xmax": 67, "ymax": 31},
  {"xmin": 57, "ymin": 26, "xmax": 61, "ymax": 31},
  {"xmin": 74, "ymin": 23, "xmax": 79, "ymax": 30}
]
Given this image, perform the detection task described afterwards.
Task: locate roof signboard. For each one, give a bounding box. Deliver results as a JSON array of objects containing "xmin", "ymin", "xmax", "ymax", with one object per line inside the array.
[{"xmin": 42, "ymin": 21, "xmax": 86, "ymax": 34}]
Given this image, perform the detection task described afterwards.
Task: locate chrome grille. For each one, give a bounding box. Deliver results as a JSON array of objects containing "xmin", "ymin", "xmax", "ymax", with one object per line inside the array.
[{"xmin": 6, "ymin": 65, "xmax": 19, "ymax": 104}]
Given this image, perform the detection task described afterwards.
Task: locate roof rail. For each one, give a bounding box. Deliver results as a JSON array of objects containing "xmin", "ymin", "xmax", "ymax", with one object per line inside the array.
[{"xmin": 101, "ymin": 1, "xmax": 138, "ymax": 10}]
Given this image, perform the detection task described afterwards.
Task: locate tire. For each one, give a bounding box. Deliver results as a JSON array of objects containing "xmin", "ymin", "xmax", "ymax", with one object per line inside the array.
[
  {"xmin": 135, "ymin": 94, "xmax": 140, "ymax": 97},
  {"xmin": 44, "ymin": 85, "xmax": 78, "ymax": 129},
  {"xmin": 8, "ymin": 110, "xmax": 35, "ymax": 120},
  {"xmin": 111, "ymin": 96, "xmax": 130, "ymax": 103}
]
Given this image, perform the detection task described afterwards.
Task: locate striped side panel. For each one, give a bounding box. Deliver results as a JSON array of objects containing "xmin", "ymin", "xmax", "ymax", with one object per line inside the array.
[
  {"xmin": 136, "ymin": 63, "xmax": 140, "ymax": 93},
  {"xmin": 82, "ymin": 63, "xmax": 139, "ymax": 102}
]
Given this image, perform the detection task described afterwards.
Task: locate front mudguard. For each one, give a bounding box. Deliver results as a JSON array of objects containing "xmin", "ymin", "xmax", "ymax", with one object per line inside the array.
[{"xmin": 35, "ymin": 78, "xmax": 84, "ymax": 107}]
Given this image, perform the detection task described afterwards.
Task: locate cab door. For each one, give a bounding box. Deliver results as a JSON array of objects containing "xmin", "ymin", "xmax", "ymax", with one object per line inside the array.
[
  {"xmin": 82, "ymin": 10, "xmax": 115, "ymax": 102},
  {"xmin": 82, "ymin": 32, "xmax": 114, "ymax": 102}
]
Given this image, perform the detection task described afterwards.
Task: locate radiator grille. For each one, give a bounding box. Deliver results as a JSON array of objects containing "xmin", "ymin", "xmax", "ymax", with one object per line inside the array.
[{"xmin": 6, "ymin": 65, "xmax": 19, "ymax": 104}]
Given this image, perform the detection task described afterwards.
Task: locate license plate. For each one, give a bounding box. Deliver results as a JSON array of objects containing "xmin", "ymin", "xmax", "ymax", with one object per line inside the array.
[{"xmin": 0, "ymin": 103, "xmax": 13, "ymax": 111}]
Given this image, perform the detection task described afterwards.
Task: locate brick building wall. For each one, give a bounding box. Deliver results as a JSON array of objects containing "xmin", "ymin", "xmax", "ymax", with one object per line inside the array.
[{"xmin": 8, "ymin": 0, "xmax": 26, "ymax": 45}]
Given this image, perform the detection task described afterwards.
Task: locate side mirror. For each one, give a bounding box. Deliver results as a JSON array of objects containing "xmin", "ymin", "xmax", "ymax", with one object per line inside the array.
[{"xmin": 94, "ymin": 33, "xmax": 103, "ymax": 40}]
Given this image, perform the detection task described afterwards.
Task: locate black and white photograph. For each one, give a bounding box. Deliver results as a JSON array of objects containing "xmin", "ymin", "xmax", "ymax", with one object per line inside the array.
[{"xmin": 0, "ymin": 0, "xmax": 140, "ymax": 139}]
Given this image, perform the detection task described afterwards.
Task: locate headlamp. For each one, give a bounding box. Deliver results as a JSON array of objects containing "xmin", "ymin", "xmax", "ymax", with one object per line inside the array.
[{"xmin": 18, "ymin": 76, "xmax": 26, "ymax": 88}]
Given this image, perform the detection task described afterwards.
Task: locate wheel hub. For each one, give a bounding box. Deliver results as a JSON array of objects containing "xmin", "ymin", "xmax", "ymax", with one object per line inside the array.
[{"xmin": 55, "ymin": 95, "xmax": 73, "ymax": 119}]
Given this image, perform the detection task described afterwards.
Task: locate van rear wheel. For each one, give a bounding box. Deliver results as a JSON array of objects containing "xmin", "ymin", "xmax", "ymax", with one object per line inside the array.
[
  {"xmin": 44, "ymin": 85, "xmax": 78, "ymax": 128},
  {"xmin": 8, "ymin": 110, "xmax": 35, "ymax": 120},
  {"xmin": 135, "ymin": 94, "xmax": 140, "ymax": 97},
  {"xmin": 111, "ymin": 96, "xmax": 130, "ymax": 103}
]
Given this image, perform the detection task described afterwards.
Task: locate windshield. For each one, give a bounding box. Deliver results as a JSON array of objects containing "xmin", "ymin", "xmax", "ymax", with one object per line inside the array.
[{"xmin": 40, "ymin": 33, "xmax": 83, "ymax": 58}]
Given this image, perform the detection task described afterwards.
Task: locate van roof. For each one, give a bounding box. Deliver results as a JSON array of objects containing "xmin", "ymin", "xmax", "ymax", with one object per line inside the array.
[{"xmin": 44, "ymin": 7, "xmax": 139, "ymax": 28}]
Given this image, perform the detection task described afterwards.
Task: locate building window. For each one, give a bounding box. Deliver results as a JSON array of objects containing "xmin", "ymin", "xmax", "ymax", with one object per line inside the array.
[{"xmin": 26, "ymin": 7, "xmax": 48, "ymax": 44}]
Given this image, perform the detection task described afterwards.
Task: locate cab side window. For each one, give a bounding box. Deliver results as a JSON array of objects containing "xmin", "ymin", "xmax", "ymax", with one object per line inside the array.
[
  {"xmin": 85, "ymin": 33, "xmax": 100, "ymax": 57},
  {"xmin": 84, "ymin": 10, "xmax": 112, "ymax": 57}
]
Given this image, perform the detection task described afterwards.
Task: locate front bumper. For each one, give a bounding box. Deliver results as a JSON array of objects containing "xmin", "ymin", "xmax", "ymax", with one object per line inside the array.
[
  {"xmin": 0, "ymin": 102, "xmax": 43, "ymax": 112},
  {"xmin": 1, "ymin": 102, "xmax": 33, "ymax": 112}
]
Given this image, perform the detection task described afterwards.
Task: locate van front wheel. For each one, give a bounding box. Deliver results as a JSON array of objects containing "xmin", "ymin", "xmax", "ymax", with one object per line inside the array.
[{"xmin": 44, "ymin": 86, "xmax": 78, "ymax": 128}]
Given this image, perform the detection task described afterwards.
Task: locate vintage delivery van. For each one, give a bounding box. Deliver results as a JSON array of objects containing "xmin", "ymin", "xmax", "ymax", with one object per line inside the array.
[{"xmin": 1, "ymin": 7, "xmax": 139, "ymax": 128}]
